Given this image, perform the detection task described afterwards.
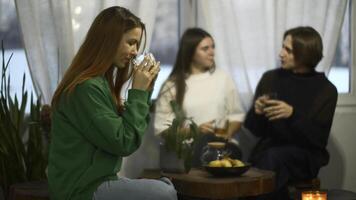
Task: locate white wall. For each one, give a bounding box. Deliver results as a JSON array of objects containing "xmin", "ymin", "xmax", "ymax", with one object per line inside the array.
[
  {"xmin": 322, "ymin": 1, "xmax": 356, "ymax": 191},
  {"xmin": 319, "ymin": 107, "xmax": 356, "ymax": 192}
]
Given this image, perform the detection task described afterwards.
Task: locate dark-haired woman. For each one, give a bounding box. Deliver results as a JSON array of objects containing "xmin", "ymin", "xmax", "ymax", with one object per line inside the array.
[{"xmin": 154, "ymin": 28, "xmax": 245, "ymax": 167}]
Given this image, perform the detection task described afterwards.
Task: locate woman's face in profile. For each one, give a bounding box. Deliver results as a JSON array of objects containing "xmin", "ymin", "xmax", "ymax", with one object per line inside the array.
[
  {"xmin": 114, "ymin": 27, "xmax": 143, "ymax": 68},
  {"xmin": 191, "ymin": 37, "xmax": 215, "ymax": 72}
]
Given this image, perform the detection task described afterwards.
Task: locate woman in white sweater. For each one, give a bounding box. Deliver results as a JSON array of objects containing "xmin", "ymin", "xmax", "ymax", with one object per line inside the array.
[{"xmin": 154, "ymin": 28, "xmax": 245, "ymax": 167}]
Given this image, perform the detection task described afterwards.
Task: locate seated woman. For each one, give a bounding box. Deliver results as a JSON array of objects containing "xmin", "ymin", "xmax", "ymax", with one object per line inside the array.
[
  {"xmin": 48, "ymin": 6, "xmax": 177, "ymax": 200},
  {"xmin": 154, "ymin": 28, "xmax": 245, "ymax": 167}
]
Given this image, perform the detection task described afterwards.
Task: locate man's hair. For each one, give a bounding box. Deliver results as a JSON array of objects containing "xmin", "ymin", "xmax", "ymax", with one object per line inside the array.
[{"xmin": 284, "ymin": 26, "xmax": 323, "ymax": 69}]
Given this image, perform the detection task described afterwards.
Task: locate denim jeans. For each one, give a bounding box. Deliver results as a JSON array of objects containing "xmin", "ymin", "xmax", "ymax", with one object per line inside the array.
[{"xmin": 93, "ymin": 177, "xmax": 177, "ymax": 200}]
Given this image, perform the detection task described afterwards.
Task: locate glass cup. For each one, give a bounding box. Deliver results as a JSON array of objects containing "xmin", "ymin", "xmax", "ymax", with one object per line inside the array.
[
  {"xmin": 264, "ymin": 92, "xmax": 278, "ymax": 100},
  {"xmin": 132, "ymin": 52, "xmax": 155, "ymax": 66},
  {"xmin": 214, "ymin": 118, "xmax": 229, "ymax": 138},
  {"xmin": 260, "ymin": 92, "xmax": 278, "ymax": 110}
]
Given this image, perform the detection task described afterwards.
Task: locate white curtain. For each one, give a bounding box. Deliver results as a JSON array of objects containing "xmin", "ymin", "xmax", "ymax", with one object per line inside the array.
[
  {"xmin": 15, "ymin": 0, "xmax": 158, "ymax": 104},
  {"xmin": 70, "ymin": 0, "xmax": 157, "ymax": 53},
  {"xmin": 198, "ymin": 0, "xmax": 348, "ymax": 109},
  {"xmin": 15, "ymin": 0, "xmax": 74, "ymax": 103}
]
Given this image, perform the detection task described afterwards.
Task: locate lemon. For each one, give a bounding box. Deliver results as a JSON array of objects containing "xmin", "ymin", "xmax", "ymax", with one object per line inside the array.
[
  {"xmin": 208, "ymin": 160, "xmax": 222, "ymax": 167},
  {"xmin": 232, "ymin": 159, "xmax": 245, "ymax": 167},
  {"xmin": 220, "ymin": 159, "xmax": 232, "ymax": 167}
]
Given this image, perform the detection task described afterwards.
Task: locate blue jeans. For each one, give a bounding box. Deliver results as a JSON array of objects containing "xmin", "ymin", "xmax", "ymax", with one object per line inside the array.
[{"xmin": 93, "ymin": 177, "xmax": 177, "ymax": 200}]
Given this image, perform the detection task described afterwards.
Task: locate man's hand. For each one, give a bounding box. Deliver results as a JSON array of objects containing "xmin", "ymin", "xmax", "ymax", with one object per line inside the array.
[
  {"xmin": 263, "ymin": 99, "xmax": 293, "ymax": 121},
  {"xmin": 254, "ymin": 95, "xmax": 269, "ymax": 115}
]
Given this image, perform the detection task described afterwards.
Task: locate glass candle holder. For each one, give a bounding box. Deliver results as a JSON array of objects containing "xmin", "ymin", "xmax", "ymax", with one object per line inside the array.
[{"xmin": 302, "ymin": 190, "xmax": 327, "ymax": 200}]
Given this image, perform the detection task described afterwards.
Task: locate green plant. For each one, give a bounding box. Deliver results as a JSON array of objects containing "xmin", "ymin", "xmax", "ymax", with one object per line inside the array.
[
  {"xmin": 0, "ymin": 41, "xmax": 48, "ymax": 198},
  {"xmin": 161, "ymin": 100, "xmax": 200, "ymax": 172}
]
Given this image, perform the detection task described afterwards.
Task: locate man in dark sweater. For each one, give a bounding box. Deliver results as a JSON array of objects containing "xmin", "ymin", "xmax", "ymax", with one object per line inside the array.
[{"xmin": 244, "ymin": 26, "xmax": 338, "ymax": 200}]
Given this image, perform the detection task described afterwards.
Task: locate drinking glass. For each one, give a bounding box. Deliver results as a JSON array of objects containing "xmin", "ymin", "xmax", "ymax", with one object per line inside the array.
[
  {"xmin": 265, "ymin": 92, "xmax": 278, "ymax": 100},
  {"xmin": 214, "ymin": 118, "xmax": 229, "ymax": 138},
  {"xmin": 260, "ymin": 92, "xmax": 278, "ymax": 110}
]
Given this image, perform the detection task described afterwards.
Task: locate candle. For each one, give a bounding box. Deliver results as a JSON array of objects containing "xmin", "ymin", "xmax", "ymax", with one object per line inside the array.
[{"xmin": 302, "ymin": 190, "xmax": 327, "ymax": 200}]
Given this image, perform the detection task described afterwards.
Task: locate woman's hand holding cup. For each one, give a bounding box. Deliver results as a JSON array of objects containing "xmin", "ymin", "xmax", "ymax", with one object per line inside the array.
[
  {"xmin": 132, "ymin": 53, "xmax": 160, "ymax": 91},
  {"xmin": 198, "ymin": 120, "xmax": 215, "ymax": 134}
]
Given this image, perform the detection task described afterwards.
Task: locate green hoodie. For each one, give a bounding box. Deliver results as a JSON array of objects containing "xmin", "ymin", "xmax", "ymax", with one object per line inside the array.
[{"xmin": 48, "ymin": 76, "xmax": 151, "ymax": 200}]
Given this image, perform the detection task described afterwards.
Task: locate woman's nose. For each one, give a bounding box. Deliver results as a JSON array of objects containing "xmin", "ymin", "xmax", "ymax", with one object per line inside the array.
[{"xmin": 131, "ymin": 48, "xmax": 138, "ymax": 57}]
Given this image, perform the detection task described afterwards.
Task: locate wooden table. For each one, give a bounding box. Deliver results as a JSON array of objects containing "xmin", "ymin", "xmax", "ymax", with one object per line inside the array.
[
  {"xmin": 142, "ymin": 168, "xmax": 275, "ymax": 200},
  {"xmin": 8, "ymin": 181, "xmax": 49, "ymax": 200}
]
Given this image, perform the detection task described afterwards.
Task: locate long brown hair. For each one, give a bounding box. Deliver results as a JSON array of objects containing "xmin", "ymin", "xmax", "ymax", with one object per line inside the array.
[
  {"xmin": 51, "ymin": 6, "xmax": 146, "ymax": 112},
  {"xmin": 164, "ymin": 28, "xmax": 214, "ymax": 107}
]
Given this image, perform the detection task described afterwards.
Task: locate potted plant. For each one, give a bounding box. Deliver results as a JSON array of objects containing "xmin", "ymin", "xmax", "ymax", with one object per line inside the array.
[
  {"xmin": 159, "ymin": 100, "xmax": 200, "ymax": 173},
  {"xmin": 0, "ymin": 41, "xmax": 49, "ymax": 199}
]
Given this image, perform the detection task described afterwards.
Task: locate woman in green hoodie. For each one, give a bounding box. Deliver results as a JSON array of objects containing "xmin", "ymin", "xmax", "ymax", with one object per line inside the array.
[{"xmin": 49, "ymin": 6, "xmax": 177, "ymax": 200}]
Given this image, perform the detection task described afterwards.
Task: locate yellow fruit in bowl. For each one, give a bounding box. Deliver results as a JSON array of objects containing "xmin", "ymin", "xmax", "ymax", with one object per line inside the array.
[
  {"xmin": 208, "ymin": 160, "xmax": 222, "ymax": 167},
  {"xmin": 207, "ymin": 157, "xmax": 245, "ymax": 168},
  {"xmin": 231, "ymin": 159, "xmax": 245, "ymax": 167},
  {"xmin": 220, "ymin": 159, "xmax": 232, "ymax": 167}
]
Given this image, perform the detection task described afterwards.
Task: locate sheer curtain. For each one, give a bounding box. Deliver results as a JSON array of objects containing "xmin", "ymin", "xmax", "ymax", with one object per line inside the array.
[
  {"xmin": 198, "ymin": 0, "xmax": 348, "ymax": 109},
  {"xmin": 15, "ymin": 0, "xmax": 158, "ymax": 103},
  {"xmin": 15, "ymin": 0, "xmax": 74, "ymax": 103},
  {"xmin": 71, "ymin": 0, "xmax": 157, "ymax": 53}
]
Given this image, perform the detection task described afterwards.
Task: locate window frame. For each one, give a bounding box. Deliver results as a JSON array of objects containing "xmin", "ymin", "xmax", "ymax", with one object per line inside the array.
[{"xmin": 338, "ymin": 0, "xmax": 356, "ymax": 106}]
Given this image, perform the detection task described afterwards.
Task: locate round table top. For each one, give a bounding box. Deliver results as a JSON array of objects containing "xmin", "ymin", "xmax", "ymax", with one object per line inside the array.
[{"xmin": 161, "ymin": 167, "xmax": 275, "ymax": 199}]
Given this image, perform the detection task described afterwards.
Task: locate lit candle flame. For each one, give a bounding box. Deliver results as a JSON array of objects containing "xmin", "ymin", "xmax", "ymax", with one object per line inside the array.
[{"xmin": 302, "ymin": 191, "xmax": 327, "ymax": 200}]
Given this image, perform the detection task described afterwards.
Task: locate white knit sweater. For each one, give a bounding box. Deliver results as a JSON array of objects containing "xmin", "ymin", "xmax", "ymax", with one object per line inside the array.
[{"xmin": 154, "ymin": 68, "xmax": 245, "ymax": 135}]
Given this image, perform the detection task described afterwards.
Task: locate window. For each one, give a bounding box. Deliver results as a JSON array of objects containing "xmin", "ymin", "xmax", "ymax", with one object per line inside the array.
[
  {"xmin": 150, "ymin": 0, "xmax": 179, "ymax": 98},
  {"xmin": 334, "ymin": 0, "xmax": 356, "ymax": 105},
  {"xmin": 0, "ymin": 0, "xmax": 36, "ymax": 112},
  {"xmin": 328, "ymin": 0, "xmax": 352, "ymax": 94}
]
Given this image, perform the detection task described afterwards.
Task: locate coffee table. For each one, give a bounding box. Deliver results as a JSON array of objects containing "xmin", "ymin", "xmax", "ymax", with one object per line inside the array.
[{"xmin": 141, "ymin": 167, "xmax": 275, "ymax": 200}]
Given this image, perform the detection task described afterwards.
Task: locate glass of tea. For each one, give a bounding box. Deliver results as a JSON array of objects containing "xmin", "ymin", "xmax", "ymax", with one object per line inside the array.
[{"xmin": 214, "ymin": 118, "xmax": 229, "ymax": 138}]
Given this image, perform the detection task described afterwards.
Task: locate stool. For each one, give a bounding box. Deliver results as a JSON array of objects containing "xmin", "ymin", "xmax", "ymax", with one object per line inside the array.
[
  {"xmin": 289, "ymin": 178, "xmax": 320, "ymax": 200},
  {"xmin": 8, "ymin": 181, "xmax": 49, "ymax": 200}
]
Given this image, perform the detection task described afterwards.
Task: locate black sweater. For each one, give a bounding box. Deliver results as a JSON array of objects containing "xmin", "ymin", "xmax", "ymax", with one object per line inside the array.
[{"xmin": 244, "ymin": 68, "xmax": 338, "ymax": 167}]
